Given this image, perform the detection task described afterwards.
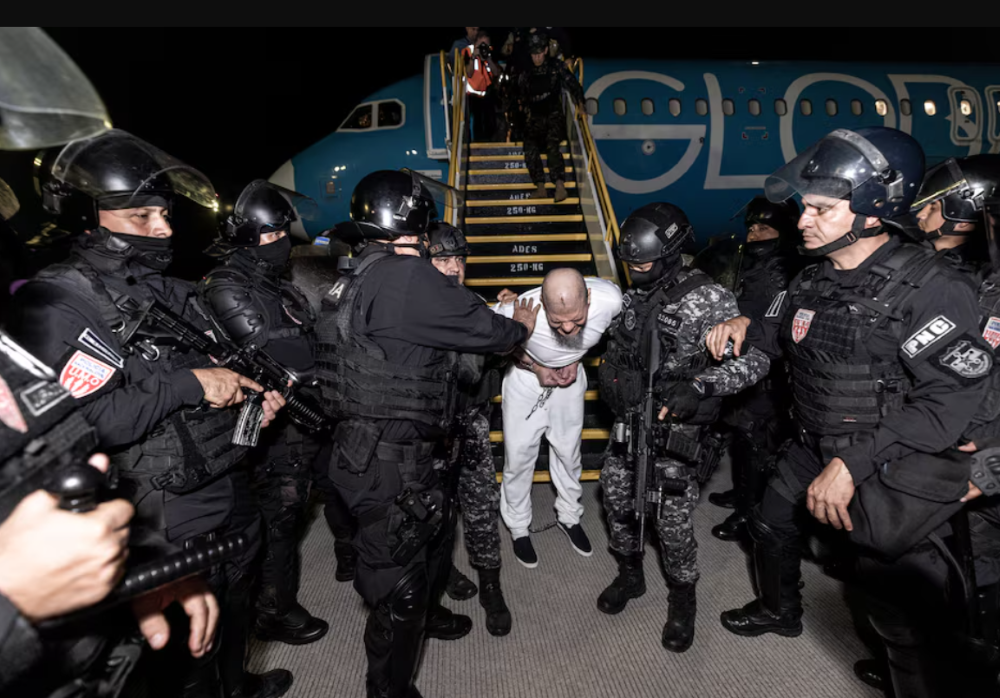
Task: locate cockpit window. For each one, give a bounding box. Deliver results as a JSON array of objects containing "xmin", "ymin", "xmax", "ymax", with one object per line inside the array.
[
  {"xmin": 340, "ymin": 104, "xmax": 373, "ymax": 130},
  {"xmin": 378, "ymin": 101, "xmax": 403, "ymax": 127}
]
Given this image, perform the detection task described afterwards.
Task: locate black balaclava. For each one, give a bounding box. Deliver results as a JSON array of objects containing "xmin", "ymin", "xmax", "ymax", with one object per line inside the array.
[{"xmin": 631, "ymin": 255, "xmax": 681, "ymax": 291}]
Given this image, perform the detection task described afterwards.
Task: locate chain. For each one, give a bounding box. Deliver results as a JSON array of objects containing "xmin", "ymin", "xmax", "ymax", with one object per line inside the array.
[{"xmin": 524, "ymin": 387, "xmax": 554, "ymax": 421}]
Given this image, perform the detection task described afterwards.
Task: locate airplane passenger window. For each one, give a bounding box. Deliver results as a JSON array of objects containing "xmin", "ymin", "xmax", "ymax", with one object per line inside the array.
[
  {"xmin": 340, "ymin": 104, "xmax": 373, "ymax": 130},
  {"xmin": 826, "ymin": 99, "xmax": 838, "ymax": 116},
  {"xmin": 586, "ymin": 98, "xmax": 598, "ymax": 115},
  {"xmin": 800, "ymin": 99, "xmax": 812, "ymax": 116},
  {"xmin": 961, "ymin": 99, "xmax": 973, "ymax": 116},
  {"xmin": 614, "ymin": 98, "xmax": 627, "ymax": 116},
  {"xmin": 641, "ymin": 98, "xmax": 655, "ymax": 116},
  {"xmin": 875, "ymin": 99, "xmax": 888, "ymax": 116},
  {"xmin": 722, "ymin": 99, "xmax": 734, "ymax": 116},
  {"xmin": 774, "ymin": 99, "xmax": 787, "ymax": 116},
  {"xmin": 695, "ymin": 99, "xmax": 708, "ymax": 116},
  {"xmin": 851, "ymin": 99, "xmax": 863, "ymax": 116},
  {"xmin": 901, "ymin": 99, "xmax": 912, "ymax": 116},
  {"xmin": 669, "ymin": 98, "xmax": 681, "ymax": 116},
  {"xmin": 925, "ymin": 100, "xmax": 937, "ymax": 116},
  {"xmin": 378, "ymin": 101, "xmax": 403, "ymax": 128},
  {"xmin": 748, "ymin": 99, "xmax": 761, "ymax": 116}
]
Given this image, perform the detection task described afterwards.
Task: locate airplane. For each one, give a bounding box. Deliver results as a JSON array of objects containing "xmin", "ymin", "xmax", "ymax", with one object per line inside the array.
[{"xmin": 268, "ymin": 52, "xmax": 1000, "ymax": 246}]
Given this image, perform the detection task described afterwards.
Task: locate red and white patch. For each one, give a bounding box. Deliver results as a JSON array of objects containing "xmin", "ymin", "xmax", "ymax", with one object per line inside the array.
[
  {"xmin": 792, "ymin": 309, "xmax": 816, "ymax": 344},
  {"xmin": 983, "ymin": 316, "xmax": 1000, "ymax": 350},
  {"xmin": 0, "ymin": 375, "xmax": 27, "ymax": 433},
  {"xmin": 59, "ymin": 350, "xmax": 117, "ymax": 399}
]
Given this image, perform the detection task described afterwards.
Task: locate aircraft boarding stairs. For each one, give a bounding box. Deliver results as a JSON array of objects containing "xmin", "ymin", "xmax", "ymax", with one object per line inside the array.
[{"xmin": 458, "ymin": 138, "xmax": 619, "ymax": 482}]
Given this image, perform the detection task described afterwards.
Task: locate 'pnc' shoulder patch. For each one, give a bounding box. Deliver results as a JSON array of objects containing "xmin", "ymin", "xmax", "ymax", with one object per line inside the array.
[{"xmin": 902, "ymin": 315, "xmax": 957, "ymax": 358}]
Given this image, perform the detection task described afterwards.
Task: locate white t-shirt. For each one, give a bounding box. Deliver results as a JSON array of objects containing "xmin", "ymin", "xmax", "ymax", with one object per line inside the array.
[{"xmin": 492, "ymin": 277, "xmax": 622, "ymax": 368}]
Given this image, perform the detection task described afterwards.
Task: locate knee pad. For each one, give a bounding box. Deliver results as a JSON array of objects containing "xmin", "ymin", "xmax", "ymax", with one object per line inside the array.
[
  {"xmin": 387, "ymin": 567, "xmax": 429, "ymax": 623},
  {"xmin": 748, "ymin": 506, "xmax": 786, "ymax": 547}
]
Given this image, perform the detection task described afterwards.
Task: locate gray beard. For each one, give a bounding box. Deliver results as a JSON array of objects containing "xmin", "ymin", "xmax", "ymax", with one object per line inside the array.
[{"xmin": 551, "ymin": 326, "xmax": 586, "ymax": 350}]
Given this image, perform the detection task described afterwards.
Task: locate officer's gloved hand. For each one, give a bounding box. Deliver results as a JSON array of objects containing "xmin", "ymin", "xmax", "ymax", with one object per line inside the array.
[
  {"xmin": 960, "ymin": 437, "xmax": 1000, "ymax": 502},
  {"xmin": 656, "ymin": 379, "xmax": 711, "ymax": 422}
]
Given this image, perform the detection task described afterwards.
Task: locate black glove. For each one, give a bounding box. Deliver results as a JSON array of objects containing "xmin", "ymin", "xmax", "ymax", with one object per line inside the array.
[{"xmin": 657, "ymin": 380, "xmax": 712, "ymax": 422}]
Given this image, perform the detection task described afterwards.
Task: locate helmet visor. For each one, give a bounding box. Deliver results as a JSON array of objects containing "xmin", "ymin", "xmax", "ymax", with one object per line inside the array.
[
  {"xmin": 765, "ymin": 130, "xmax": 886, "ymax": 205},
  {"xmin": 985, "ymin": 198, "xmax": 1000, "ymax": 270},
  {"xmin": 50, "ymin": 129, "xmax": 218, "ymax": 210},
  {"xmin": 0, "ymin": 28, "xmax": 111, "ymax": 151},
  {"xmin": 910, "ymin": 158, "xmax": 974, "ymax": 221},
  {"xmin": 401, "ymin": 168, "xmax": 464, "ymax": 218}
]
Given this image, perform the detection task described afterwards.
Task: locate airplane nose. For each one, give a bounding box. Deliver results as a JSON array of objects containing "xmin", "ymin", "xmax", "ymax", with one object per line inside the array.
[{"xmin": 268, "ymin": 158, "xmax": 309, "ymax": 241}]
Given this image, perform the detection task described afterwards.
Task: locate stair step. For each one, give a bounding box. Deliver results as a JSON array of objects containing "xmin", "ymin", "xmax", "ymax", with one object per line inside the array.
[
  {"xmin": 465, "ymin": 202, "xmax": 582, "ymax": 217},
  {"xmin": 469, "ymin": 154, "xmax": 571, "ymax": 169},
  {"xmin": 470, "ymin": 140, "xmax": 568, "ymax": 148},
  {"xmin": 469, "ymin": 241, "xmax": 591, "ymax": 256},
  {"xmin": 466, "ymin": 182, "xmax": 577, "ymax": 191},
  {"xmin": 490, "ymin": 428, "xmax": 609, "ymax": 443},
  {"xmin": 468, "ymin": 254, "xmax": 592, "ymax": 264},
  {"xmin": 466, "ymin": 214, "xmax": 583, "ymax": 225},
  {"xmin": 468, "ymin": 169, "xmax": 573, "ymax": 186},
  {"xmin": 491, "ymin": 390, "xmax": 600, "ymax": 403},
  {"xmin": 463, "ymin": 220, "xmax": 585, "ymax": 234},
  {"xmin": 468, "ymin": 259, "xmax": 594, "ymax": 278},
  {"xmin": 467, "ymin": 197, "xmax": 580, "ymax": 207}
]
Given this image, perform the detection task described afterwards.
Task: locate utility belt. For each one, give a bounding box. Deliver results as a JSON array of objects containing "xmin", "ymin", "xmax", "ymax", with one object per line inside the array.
[
  {"xmin": 355, "ymin": 440, "xmax": 445, "ymax": 567},
  {"xmin": 612, "ymin": 417, "xmax": 727, "ymax": 485},
  {"xmin": 795, "ymin": 426, "xmax": 862, "ymax": 463}
]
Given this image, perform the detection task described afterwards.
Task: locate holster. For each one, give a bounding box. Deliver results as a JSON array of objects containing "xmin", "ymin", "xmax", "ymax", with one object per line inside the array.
[
  {"xmin": 332, "ymin": 420, "xmax": 384, "ymax": 475},
  {"xmin": 387, "ymin": 487, "xmax": 445, "ymax": 567}
]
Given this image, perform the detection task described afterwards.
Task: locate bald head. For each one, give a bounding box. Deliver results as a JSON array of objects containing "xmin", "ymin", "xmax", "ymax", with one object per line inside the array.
[{"xmin": 541, "ymin": 268, "xmax": 590, "ymax": 340}]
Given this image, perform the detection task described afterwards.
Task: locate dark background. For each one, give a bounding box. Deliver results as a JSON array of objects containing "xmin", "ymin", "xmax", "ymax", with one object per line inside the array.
[{"xmin": 2, "ymin": 27, "xmax": 999, "ymax": 279}]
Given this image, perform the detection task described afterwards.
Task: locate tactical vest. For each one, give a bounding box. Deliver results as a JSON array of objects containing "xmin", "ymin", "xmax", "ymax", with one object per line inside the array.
[
  {"xmin": 782, "ymin": 243, "xmax": 945, "ymax": 437},
  {"xmin": 599, "ymin": 269, "xmax": 716, "ymax": 421},
  {"xmin": 31, "ymin": 258, "xmax": 247, "ymax": 494},
  {"xmin": 314, "ymin": 250, "xmax": 459, "ymax": 429}
]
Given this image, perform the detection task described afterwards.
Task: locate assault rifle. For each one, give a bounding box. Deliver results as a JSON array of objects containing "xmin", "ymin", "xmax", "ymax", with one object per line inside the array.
[{"xmin": 113, "ymin": 295, "xmax": 330, "ymax": 447}]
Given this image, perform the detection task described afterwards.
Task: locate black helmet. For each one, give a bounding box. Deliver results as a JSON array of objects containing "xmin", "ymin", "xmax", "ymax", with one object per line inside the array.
[
  {"xmin": 765, "ymin": 126, "xmax": 925, "ymax": 256},
  {"xmin": 910, "ymin": 154, "xmax": 1000, "ymax": 238},
  {"xmin": 744, "ymin": 196, "xmax": 800, "ymax": 238},
  {"xmin": 335, "ymin": 169, "xmax": 463, "ymax": 256},
  {"xmin": 220, "ymin": 179, "xmax": 317, "ymax": 247},
  {"xmin": 618, "ymin": 202, "xmax": 693, "ymax": 264},
  {"xmin": 427, "ymin": 222, "xmax": 471, "ymax": 257},
  {"xmin": 527, "ymin": 32, "xmax": 548, "ymax": 55},
  {"xmin": 35, "ymin": 128, "xmax": 218, "ymax": 229}
]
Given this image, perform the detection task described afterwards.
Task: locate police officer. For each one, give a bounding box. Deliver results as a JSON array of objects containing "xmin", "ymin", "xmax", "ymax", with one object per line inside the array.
[
  {"xmin": 705, "ymin": 127, "xmax": 993, "ymax": 649},
  {"xmin": 711, "ymin": 196, "xmax": 802, "ymax": 542},
  {"xmin": 197, "ymin": 179, "xmax": 329, "ymax": 646},
  {"xmin": 425, "ymin": 221, "xmax": 512, "ymax": 636},
  {"xmin": 517, "ymin": 32, "xmax": 585, "ymax": 203},
  {"xmin": 314, "ymin": 169, "xmax": 538, "ymax": 698},
  {"xmin": 910, "ymin": 154, "xmax": 1000, "ymax": 277},
  {"xmin": 6, "ymin": 130, "xmax": 293, "ymax": 698},
  {"xmin": 596, "ymin": 202, "xmax": 771, "ymax": 653}
]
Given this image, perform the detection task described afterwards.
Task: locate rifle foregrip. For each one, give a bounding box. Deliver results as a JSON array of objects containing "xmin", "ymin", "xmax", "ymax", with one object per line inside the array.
[{"xmin": 284, "ymin": 394, "xmax": 328, "ymax": 430}]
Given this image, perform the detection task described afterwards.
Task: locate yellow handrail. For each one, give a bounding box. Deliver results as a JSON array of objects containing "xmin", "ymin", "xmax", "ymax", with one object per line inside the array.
[
  {"xmin": 445, "ymin": 48, "xmax": 466, "ymax": 223},
  {"xmin": 572, "ymin": 59, "xmax": 620, "ymax": 247}
]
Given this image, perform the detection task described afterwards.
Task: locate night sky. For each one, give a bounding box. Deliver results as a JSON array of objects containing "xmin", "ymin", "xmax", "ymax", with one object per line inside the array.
[{"xmin": 1, "ymin": 27, "xmax": 997, "ymax": 278}]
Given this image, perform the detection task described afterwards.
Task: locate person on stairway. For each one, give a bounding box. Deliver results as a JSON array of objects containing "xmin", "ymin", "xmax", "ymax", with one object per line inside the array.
[
  {"xmin": 493, "ymin": 268, "xmax": 622, "ymax": 568},
  {"xmin": 517, "ymin": 31, "xmax": 585, "ymax": 204}
]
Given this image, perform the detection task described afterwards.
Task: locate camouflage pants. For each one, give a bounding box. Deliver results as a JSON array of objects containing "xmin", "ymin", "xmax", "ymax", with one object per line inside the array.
[
  {"xmin": 600, "ymin": 426, "xmax": 701, "ymax": 585},
  {"xmin": 455, "ymin": 408, "xmax": 502, "ymax": 570},
  {"xmin": 524, "ymin": 109, "xmax": 565, "ymax": 186}
]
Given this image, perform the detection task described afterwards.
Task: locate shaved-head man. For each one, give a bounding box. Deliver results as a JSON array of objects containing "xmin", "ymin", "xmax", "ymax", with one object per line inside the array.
[{"xmin": 492, "ymin": 270, "xmax": 622, "ymax": 567}]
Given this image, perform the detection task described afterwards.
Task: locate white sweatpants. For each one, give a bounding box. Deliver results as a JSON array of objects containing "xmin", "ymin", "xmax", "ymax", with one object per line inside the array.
[{"xmin": 499, "ymin": 362, "xmax": 587, "ymax": 538}]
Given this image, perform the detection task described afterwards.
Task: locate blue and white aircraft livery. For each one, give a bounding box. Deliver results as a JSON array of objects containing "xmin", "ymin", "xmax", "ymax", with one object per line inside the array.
[{"xmin": 269, "ymin": 54, "xmax": 1000, "ymax": 244}]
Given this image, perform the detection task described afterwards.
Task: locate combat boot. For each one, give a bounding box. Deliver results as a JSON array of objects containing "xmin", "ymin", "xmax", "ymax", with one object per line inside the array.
[
  {"xmin": 334, "ymin": 541, "xmax": 357, "ymax": 582},
  {"xmin": 253, "ymin": 585, "xmax": 329, "ymax": 646},
  {"xmin": 477, "ymin": 567, "xmax": 512, "ymax": 636},
  {"xmin": 529, "ymin": 183, "xmax": 547, "ymax": 199},
  {"xmin": 445, "ymin": 565, "xmax": 478, "ymax": 601},
  {"xmin": 711, "ymin": 510, "xmax": 747, "ymax": 542},
  {"xmin": 662, "ymin": 581, "xmax": 696, "ymax": 653},
  {"xmin": 424, "ymin": 604, "xmax": 473, "ymax": 641},
  {"xmin": 553, "ymin": 179, "xmax": 568, "ymax": 202},
  {"xmin": 597, "ymin": 552, "xmax": 646, "ymax": 615},
  {"xmin": 720, "ymin": 515, "xmax": 803, "ymax": 637},
  {"xmin": 229, "ymin": 670, "xmax": 293, "ymax": 698}
]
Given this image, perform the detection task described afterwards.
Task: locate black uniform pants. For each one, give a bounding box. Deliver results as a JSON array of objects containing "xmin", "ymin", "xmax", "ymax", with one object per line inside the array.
[
  {"xmin": 524, "ymin": 107, "xmax": 565, "ymax": 187},
  {"xmin": 250, "ymin": 419, "xmax": 318, "ymax": 613},
  {"xmin": 328, "ymin": 439, "xmax": 451, "ymax": 698},
  {"xmin": 468, "ymin": 88, "xmax": 502, "ymax": 143},
  {"xmin": 142, "ymin": 465, "xmax": 263, "ymax": 698},
  {"xmin": 312, "ymin": 438, "xmax": 357, "ymax": 557}
]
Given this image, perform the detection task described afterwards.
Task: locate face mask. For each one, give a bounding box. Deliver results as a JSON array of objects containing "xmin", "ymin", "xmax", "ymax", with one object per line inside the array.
[
  {"xmin": 116, "ymin": 233, "xmax": 173, "ymax": 271},
  {"xmin": 630, "ymin": 256, "xmax": 680, "ymax": 290},
  {"xmin": 251, "ymin": 235, "xmax": 292, "ymax": 268}
]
